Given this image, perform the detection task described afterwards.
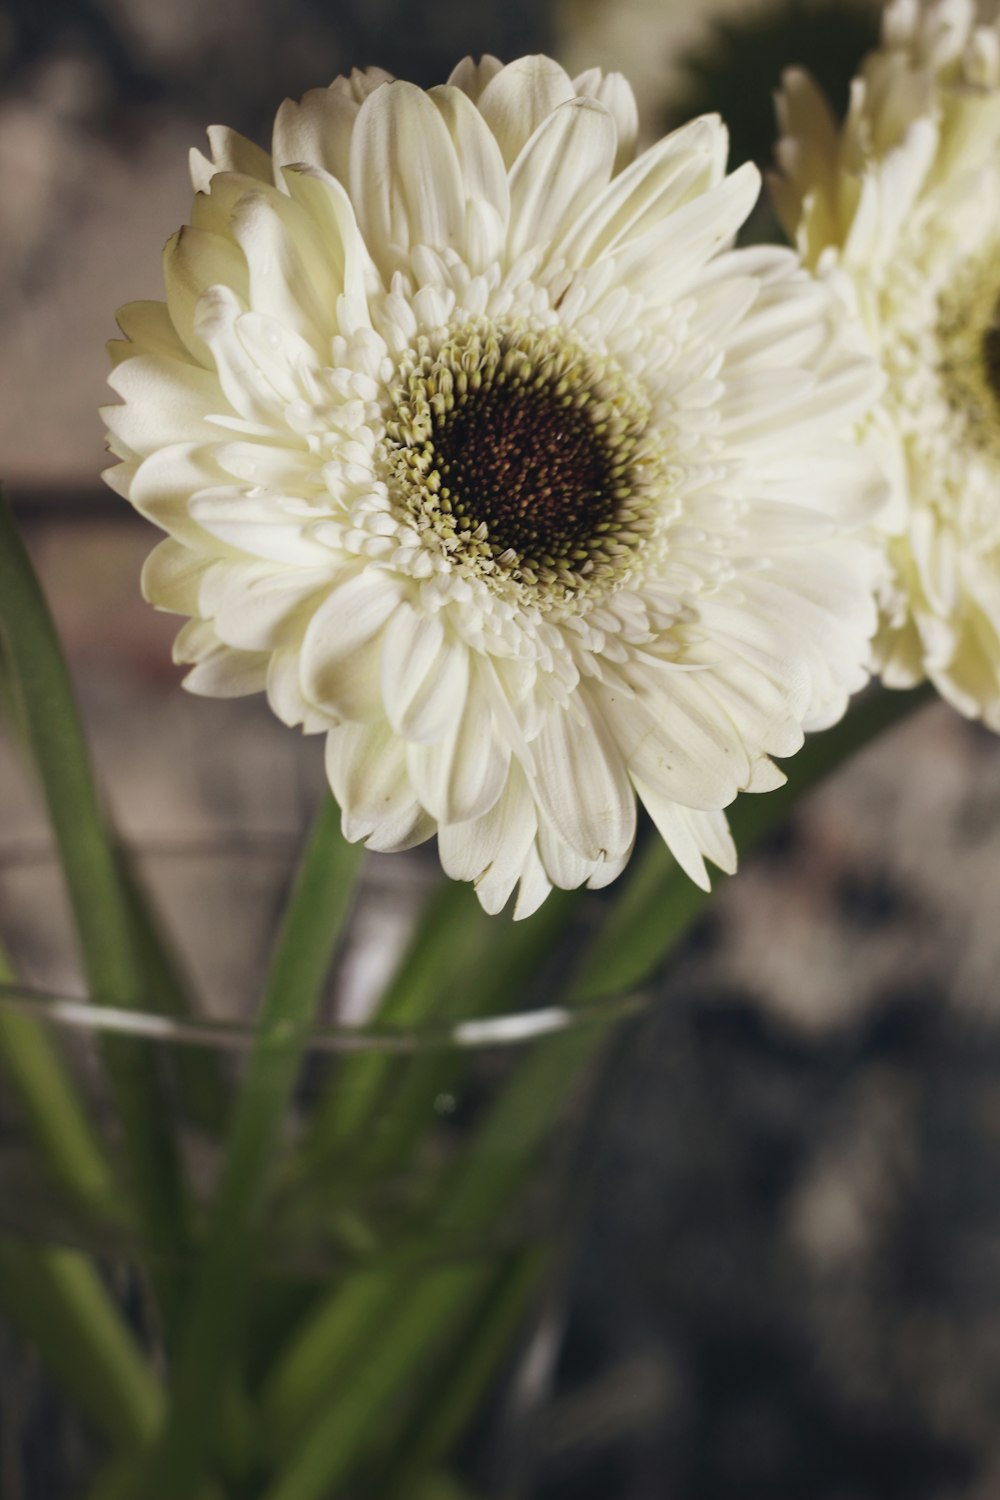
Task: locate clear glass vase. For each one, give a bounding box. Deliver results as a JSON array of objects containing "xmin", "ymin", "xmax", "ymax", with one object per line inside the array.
[{"xmin": 0, "ymin": 835, "xmax": 644, "ymax": 1500}]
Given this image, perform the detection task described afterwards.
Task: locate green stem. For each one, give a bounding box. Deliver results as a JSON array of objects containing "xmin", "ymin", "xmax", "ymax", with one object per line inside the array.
[
  {"xmin": 85, "ymin": 1456, "xmax": 227, "ymax": 1500},
  {"xmin": 294, "ymin": 879, "xmax": 494, "ymax": 1170},
  {"xmin": 380, "ymin": 1248, "xmax": 549, "ymax": 1494},
  {"xmin": 447, "ymin": 686, "xmax": 939, "ymax": 1227},
  {"xmin": 116, "ymin": 843, "xmax": 229, "ymax": 1134},
  {"xmin": 0, "ymin": 1238, "xmax": 163, "ymax": 1449},
  {"xmin": 261, "ymin": 1272, "xmax": 408, "ymax": 1455},
  {"xmin": 0, "ymin": 492, "xmax": 190, "ymax": 1312},
  {"xmin": 259, "ymin": 889, "xmax": 578, "ymax": 1456},
  {"xmin": 0, "ymin": 946, "xmax": 119, "ymax": 1223},
  {"xmin": 259, "ymin": 683, "xmax": 935, "ymax": 1500},
  {"xmin": 262, "ymin": 1266, "xmax": 491, "ymax": 1500},
  {"xmin": 145, "ymin": 796, "xmax": 363, "ymax": 1500},
  {"xmin": 408, "ymin": 1480, "xmax": 483, "ymax": 1500}
]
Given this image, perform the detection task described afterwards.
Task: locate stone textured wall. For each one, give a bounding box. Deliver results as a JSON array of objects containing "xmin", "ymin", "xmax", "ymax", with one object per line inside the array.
[{"xmin": 4, "ymin": 5, "xmax": 1000, "ymax": 1498}]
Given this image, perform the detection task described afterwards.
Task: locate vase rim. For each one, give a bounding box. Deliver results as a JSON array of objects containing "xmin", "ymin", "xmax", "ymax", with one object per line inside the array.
[{"xmin": 0, "ymin": 979, "xmax": 650, "ymax": 1054}]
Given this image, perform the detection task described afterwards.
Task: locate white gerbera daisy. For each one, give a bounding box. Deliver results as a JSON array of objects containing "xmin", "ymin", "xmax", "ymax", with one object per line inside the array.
[
  {"xmin": 773, "ymin": 0, "xmax": 1000, "ymax": 727},
  {"xmin": 104, "ymin": 55, "xmax": 883, "ymax": 916}
]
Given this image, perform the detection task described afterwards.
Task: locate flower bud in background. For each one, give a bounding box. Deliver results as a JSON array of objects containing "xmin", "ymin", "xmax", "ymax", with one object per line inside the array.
[
  {"xmin": 104, "ymin": 55, "xmax": 885, "ymax": 915},
  {"xmin": 773, "ymin": 0, "xmax": 1000, "ymax": 728}
]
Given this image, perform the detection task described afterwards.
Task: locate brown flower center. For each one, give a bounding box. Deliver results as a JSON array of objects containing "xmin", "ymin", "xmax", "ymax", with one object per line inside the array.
[
  {"xmin": 384, "ymin": 320, "xmax": 658, "ymax": 598},
  {"xmin": 982, "ymin": 310, "xmax": 1000, "ymax": 409},
  {"xmin": 432, "ymin": 381, "xmax": 618, "ymax": 564}
]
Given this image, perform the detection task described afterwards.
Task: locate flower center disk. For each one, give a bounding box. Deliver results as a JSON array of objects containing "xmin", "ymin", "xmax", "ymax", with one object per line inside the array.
[
  {"xmin": 982, "ymin": 301, "xmax": 1000, "ymax": 410},
  {"xmin": 433, "ymin": 370, "xmax": 618, "ymax": 563},
  {"xmin": 936, "ymin": 246, "xmax": 1000, "ymax": 463},
  {"xmin": 384, "ymin": 321, "xmax": 657, "ymax": 594}
]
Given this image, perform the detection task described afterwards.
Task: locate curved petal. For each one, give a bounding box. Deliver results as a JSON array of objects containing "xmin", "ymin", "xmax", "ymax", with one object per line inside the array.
[
  {"xmin": 604, "ymin": 662, "xmax": 750, "ymax": 811},
  {"xmin": 189, "ymin": 125, "xmax": 273, "ymax": 193},
  {"xmin": 103, "ymin": 356, "xmax": 225, "ymax": 460},
  {"xmin": 301, "ymin": 568, "xmax": 408, "ymax": 720},
  {"xmin": 179, "ymin": 630, "xmax": 270, "ymax": 698},
  {"xmin": 272, "ymin": 69, "xmax": 393, "ymax": 185},
  {"xmin": 611, "ymin": 162, "xmax": 761, "ymax": 298},
  {"xmin": 193, "ymin": 285, "xmax": 287, "ymax": 427},
  {"xmin": 201, "ymin": 559, "xmax": 331, "ymax": 651},
  {"xmin": 282, "ymin": 165, "xmax": 376, "ymax": 309},
  {"xmin": 141, "ymin": 537, "xmax": 211, "ymax": 615},
  {"xmin": 447, "ymin": 55, "xmax": 503, "ymax": 103},
  {"xmin": 267, "ymin": 647, "xmax": 329, "ymax": 730},
  {"xmin": 325, "ymin": 719, "xmax": 434, "ymax": 852},
  {"xmin": 438, "ymin": 761, "xmax": 537, "ymax": 914},
  {"xmin": 632, "ymin": 781, "xmax": 738, "ymax": 891},
  {"xmin": 536, "ymin": 815, "xmax": 596, "ymax": 890},
  {"xmin": 164, "ymin": 226, "xmax": 250, "ymax": 367},
  {"xmin": 350, "ymin": 80, "xmax": 467, "ymax": 267},
  {"xmin": 380, "ymin": 603, "xmax": 470, "ymax": 742},
  {"xmin": 507, "ymin": 98, "xmax": 617, "ymax": 263},
  {"xmin": 128, "ymin": 442, "xmax": 229, "ymax": 545},
  {"xmin": 530, "ymin": 689, "xmax": 636, "ymax": 861},
  {"xmin": 512, "ymin": 843, "xmax": 552, "ymax": 921},
  {"xmin": 113, "ymin": 300, "xmax": 197, "ymax": 367},
  {"xmin": 187, "ymin": 485, "xmax": 334, "ymax": 566},
  {"xmin": 407, "ymin": 670, "xmax": 509, "ymax": 824},
  {"xmin": 227, "ymin": 186, "xmax": 344, "ymax": 348},
  {"xmin": 574, "ymin": 69, "xmax": 639, "ymax": 171},
  {"xmin": 429, "ymin": 84, "xmax": 511, "ymax": 243},
  {"xmin": 556, "ymin": 113, "xmax": 729, "ymax": 267},
  {"xmin": 476, "ymin": 56, "xmax": 576, "ymax": 167}
]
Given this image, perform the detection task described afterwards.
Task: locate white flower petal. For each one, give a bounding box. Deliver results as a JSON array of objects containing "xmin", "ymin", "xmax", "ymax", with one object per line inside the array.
[
  {"xmin": 227, "ymin": 186, "xmax": 343, "ymax": 348},
  {"xmin": 507, "ymin": 98, "xmax": 617, "ymax": 263},
  {"xmin": 182, "ymin": 642, "xmax": 270, "ymax": 698},
  {"xmin": 574, "ymin": 69, "xmax": 640, "ymax": 171},
  {"xmin": 189, "ymin": 125, "xmax": 273, "ymax": 193},
  {"xmin": 113, "ymin": 300, "xmax": 197, "ymax": 367},
  {"xmin": 272, "ymin": 69, "xmax": 393, "ymax": 184},
  {"xmin": 530, "ymin": 691, "xmax": 635, "ymax": 862},
  {"xmin": 447, "ymin": 55, "xmax": 504, "ymax": 103},
  {"xmin": 407, "ymin": 672, "xmax": 509, "ymax": 824},
  {"xmin": 380, "ymin": 603, "xmax": 470, "ymax": 742},
  {"xmin": 302, "ymin": 569, "xmax": 407, "ymax": 720},
  {"xmin": 512, "ymin": 844, "xmax": 553, "ymax": 921},
  {"xmin": 127, "ymin": 443, "xmax": 242, "ymax": 556},
  {"xmin": 429, "ymin": 85, "xmax": 510, "ymax": 237},
  {"xmin": 557, "ymin": 113, "xmax": 729, "ymax": 267},
  {"xmin": 163, "ymin": 226, "xmax": 250, "ymax": 367},
  {"xmin": 476, "ymin": 55, "xmax": 576, "ymax": 167},
  {"xmin": 438, "ymin": 763, "xmax": 536, "ymax": 914},
  {"xmin": 201, "ymin": 560, "xmax": 331, "ymax": 651},
  {"xmin": 141, "ymin": 537, "xmax": 211, "ymax": 615},
  {"xmin": 188, "ymin": 486, "xmax": 333, "ymax": 566},
  {"xmin": 536, "ymin": 816, "xmax": 600, "ymax": 890},
  {"xmin": 613, "ymin": 161, "xmax": 761, "ymax": 297},
  {"xmin": 325, "ymin": 719, "xmax": 434, "ymax": 852},
  {"xmin": 281, "ymin": 166, "xmax": 376, "ymax": 310},
  {"xmin": 351, "ymin": 81, "xmax": 466, "ymax": 267},
  {"xmin": 608, "ymin": 663, "xmax": 750, "ymax": 811},
  {"xmin": 267, "ymin": 647, "xmax": 326, "ymax": 729},
  {"xmin": 104, "ymin": 357, "xmax": 224, "ymax": 459},
  {"xmin": 633, "ymin": 785, "xmax": 736, "ymax": 891}
]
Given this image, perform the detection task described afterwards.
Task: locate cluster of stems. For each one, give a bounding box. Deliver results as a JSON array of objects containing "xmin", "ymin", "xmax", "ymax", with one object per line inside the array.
[{"xmin": 0, "ymin": 490, "xmax": 931, "ymax": 1499}]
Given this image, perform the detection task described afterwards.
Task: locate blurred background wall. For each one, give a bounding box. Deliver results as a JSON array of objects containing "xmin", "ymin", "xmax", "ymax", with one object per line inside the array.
[
  {"xmin": 7, "ymin": 4, "xmax": 1000, "ymax": 1500},
  {"xmin": 0, "ymin": 0, "xmax": 885, "ymax": 502}
]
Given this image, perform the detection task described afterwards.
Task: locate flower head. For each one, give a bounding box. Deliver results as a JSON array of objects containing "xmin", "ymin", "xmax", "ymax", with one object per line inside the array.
[
  {"xmin": 773, "ymin": 0, "xmax": 1000, "ymax": 727},
  {"xmin": 104, "ymin": 55, "xmax": 883, "ymax": 915}
]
